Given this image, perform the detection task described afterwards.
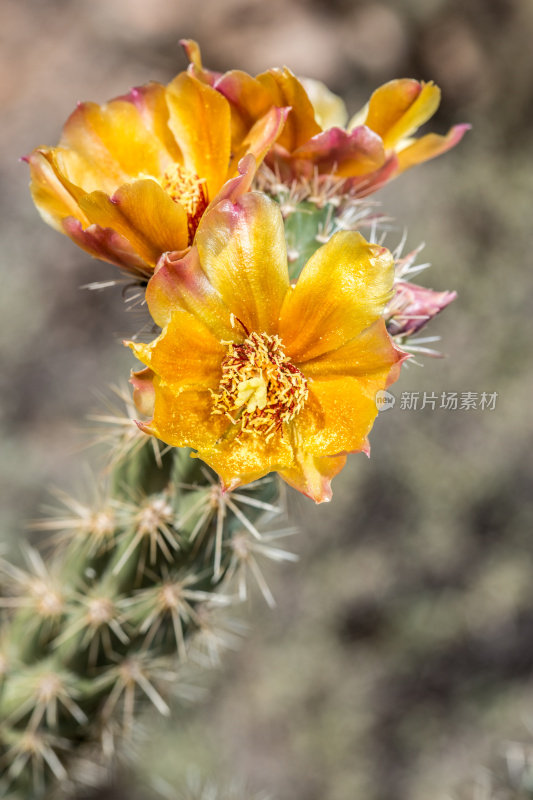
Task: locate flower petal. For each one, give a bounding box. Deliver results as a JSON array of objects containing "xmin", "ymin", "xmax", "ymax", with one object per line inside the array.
[
  {"xmin": 208, "ymin": 153, "xmax": 256, "ymax": 207},
  {"xmin": 362, "ymin": 79, "xmax": 441, "ymax": 148},
  {"xmin": 229, "ymin": 106, "xmax": 290, "ymax": 174},
  {"xmin": 279, "ymin": 232, "xmax": 394, "ymax": 362},
  {"xmin": 130, "ymin": 367, "xmax": 156, "ymax": 417},
  {"xmin": 62, "ymin": 218, "xmax": 151, "ymax": 277},
  {"xmin": 27, "ymin": 149, "xmax": 88, "ymax": 231},
  {"xmin": 128, "ymin": 307, "xmax": 225, "ymax": 392},
  {"xmin": 294, "ymin": 374, "xmax": 384, "ymax": 457},
  {"xmin": 343, "ymin": 153, "xmax": 399, "ymax": 197},
  {"xmin": 139, "ymin": 386, "xmax": 229, "ymax": 452},
  {"xmin": 180, "ymin": 39, "xmax": 221, "ymax": 85},
  {"xmin": 211, "ymin": 69, "xmax": 279, "ymax": 146},
  {"xmin": 146, "ymin": 248, "xmax": 235, "ymax": 339},
  {"xmin": 166, "ymin": 73, "xmax": 231, "ymax": 201},
  {"xmin": 78, "ymin": 179, "xmax": 189, "ymax": 266},
  {"xmin": 279, "ymin": 451, "xmax": 347, "ymax": 503},
  {"xmin": 300, "ymin": 77, "xmax": 348, "ymax": 130},
  {"xmin": 199, "ymin": 430, "xmax": 295, "ymax": 492},
  {"xmin": 256, "ymin": 68, "xmax": 322, "ymax": 151},
  {"xmin": 290, "ymin": 125, "xmax": 385, "ymax": 177},
  {"xmin": 396, "ymin": 123, "xmax": 471, "ymax": 173},
  {"xmin": 60, "ymin": 98, "xmax": 172, "ymax": 189},
  {"xmin": 301, "ymin": 319, "xmax": 406, "ymax": 384},
  {"xmin": 195, "ymin": 192, "xmax": 290, "ymax": 335},
  {"xmin": 118, "ymin": 82, "xmax": 182, "ymax": 164}
]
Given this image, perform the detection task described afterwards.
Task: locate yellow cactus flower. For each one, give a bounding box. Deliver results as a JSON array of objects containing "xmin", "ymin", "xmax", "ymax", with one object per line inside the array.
[
  {"xmin": 25, "ymin": 70, "xmax": 287, "ymax": 279},
  {"xmin": 183, "ymin": 40, "xmax": 469, "ymax": 196},
  {"xmin": 127, "ymin": 161, "xmax": 405, "ymax": 502}
]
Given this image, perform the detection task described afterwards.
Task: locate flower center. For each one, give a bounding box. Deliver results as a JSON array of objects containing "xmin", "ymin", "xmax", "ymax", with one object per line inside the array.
[
  {"xmin": 161, "ymin": 164, "xmax": 208, "ymax": 244},
  {"xmin": 211, "ymin": 331, "xmax": 308, "ymax": 441}
]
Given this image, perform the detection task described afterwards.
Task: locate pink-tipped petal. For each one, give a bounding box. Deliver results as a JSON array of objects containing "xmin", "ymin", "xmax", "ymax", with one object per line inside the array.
[
  {"xmin": 146, "ymin": 247, "xmax": 234, "ymax": 338},
  {"xmin": 230, "ymin": 106, "xmax": 290, "ymax": 173},
  {"xmin": 130, "ymin": 367, "xmax": 156, "ymax": 417},
  {"xmin": 290, "ymin": 125, "xmax": 385, "ymax": 178},
  {"xmin": 63, "ymin": 218, "xmax": 151, "ymax": 276},
  {"xmin": 396, "ymin": 123, "xmax": 471, "ymax": 173}
]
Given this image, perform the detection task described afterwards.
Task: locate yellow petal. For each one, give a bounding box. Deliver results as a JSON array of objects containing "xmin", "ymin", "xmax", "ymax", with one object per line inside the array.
[
  {"xmin": 364, "ymin": 80, "xmax": 441, "ymax": 148},
  {"xmin": 141, "ymin": 386, "xmax": 229, "ymax": 452},
  {"xmin": 301, "ymin": 319, "xmax": 405, "ymax": 384},
  {"xmin": 213, "ymin": 69, "xmax": 281, "ymax": 146},
  {"xmin": 122, "ymin": 82, "xmax": 182, "ymax": 164},
  {"xmin": 128, "ymin": 307, "xmax": 225, "ymax": 392},
  {"xmin": 198, "ymin": 430, "xmax": 294, "ymax": 492},
  {"xmin": 279, "ymin": 232, "xmax": 394, "ymax": 362},
  {"xmin": 257, "ymin": 68, "xmax": 321, "ymax": 151},
  {"xmin": 78, "ymin": 179, "xmax": 189, "ymax": 266},
  {"xmin": 166, "ymin": 73, "xmax": 231, "ymax": 201},
  {"xmin": 27, "ymin": 149, "xmax": 88, "ymax": 231},
  {"xmin": 229, "ymin": 106, "xmax": 289, "ymax": 174},
  {"xmin": 299, "ymin": 77, "xmax": 348, "ymax": 130},
  {"xmin": 195, "ymin": 191, "xmax": 290, "ymax": 335},
  {"xmin": 146, "ymin": 248, "xmax": 234, "ymax": 339},
  {"xmin": 294, "ymin": 374, "xmax": 383, "ymax": 457},
  {"xmin": 60, "ymin": 98, "xmax": 172, "ymax": 189},
  {"xmin": 396, "ymin": 124, "xmax": 471, "ymax": 173},
  {"xmin": 279, "ymin": 451, "xmax": 347, "ymax": 503}
]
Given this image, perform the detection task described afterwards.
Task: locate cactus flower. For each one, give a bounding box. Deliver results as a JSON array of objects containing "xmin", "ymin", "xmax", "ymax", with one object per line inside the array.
[
  {"xmin": 183, "ymin": 40, "xmax": 469, "ymax": 196},
  {"xmin": 26, "ymin": 71, "xmax": 287, "ymax": 279},
  {"xmin": 127, "ymin": 159, "xmax": 405, "ymax": 502}
]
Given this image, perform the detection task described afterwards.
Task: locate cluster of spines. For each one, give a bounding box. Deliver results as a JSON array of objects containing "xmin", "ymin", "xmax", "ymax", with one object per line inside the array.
[{"xmin": 0, "ymin": 422, "xmax": 296, "ymax": 799}]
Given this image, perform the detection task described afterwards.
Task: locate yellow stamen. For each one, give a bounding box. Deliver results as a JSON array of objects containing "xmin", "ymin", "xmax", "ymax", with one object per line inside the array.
[
  {"xmin": 211, "ymin": 332, "xmax": 308, "ymax": 442},
  {"xmin": 161, "ymin": 164, "xmax": 208, "ymax": 244}
]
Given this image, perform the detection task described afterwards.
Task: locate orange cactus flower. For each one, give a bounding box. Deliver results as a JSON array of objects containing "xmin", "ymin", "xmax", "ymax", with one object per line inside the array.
[
  {"xmin": 127, "ymin": 159, "xmax": 405, "ymax": 503},
  {"xmin": 183, "ymin": 40, "xmax": 469, "ymax": 196},
  {"xmin": 25, "ymin": 70, "xmax": 287, "ymax": 279}
]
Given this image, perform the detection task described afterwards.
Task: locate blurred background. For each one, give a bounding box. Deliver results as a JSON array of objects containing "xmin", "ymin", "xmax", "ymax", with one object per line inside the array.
[{"xmin": 2, "ymin": 0, "xmax": 533, "ymax": 798}]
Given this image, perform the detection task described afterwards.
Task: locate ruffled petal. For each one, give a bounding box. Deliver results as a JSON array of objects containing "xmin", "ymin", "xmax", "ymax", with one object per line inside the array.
[
  {"xmin": 78, "ymin": 179, "xmax": 189, "ymax": 266},
  {"xmin": 279, "ymin": 232, "xmax": 394, "ymax": 362},
  {"xmin": 208, "ymin": 153, "xmax": 256, "ymax": 207},
  {"xmin": 130, "ymin": 367, "xmax": 156, "ymax": 417},
  {"xmin": 363, "ymin": 79, "xmax": 441, "ymax": 148},
  {"xmin": 60, "ymin": 98, "xmax": 171, "ymax": 189},
  {"xmin": 256, "ymin": 68, "xmax": 322, "ymax": 151},
  {"xmin": 210, "ymin": 69, "xmax": 277, "ymax": 147},
  {"xmin": 166, "ymin": 73, "xmax": 231, "ymax": 201},
  {"xmin": 198, "ymin": 430, "xmax": 295, "ymax": 492},
  {"xmin": 301, "ymin": 319, "xmax": 406, "ymax": 385},
  {"xmin": 180, "ymin": 39, "xmax": 221, "ymax": 86},
  {"xmin": 279, "ymin": 451, "xmax": 347, "ymax": 503},
  {"xmin": 139, "ymin": 386, "xmax": 229, "ymax": 452},
  {"xmin": 27, "ymin": 149, "xmax": 88, "ymax": 231},
  {"xmin": 300, "ymin": 77, "xmax": 348, "ymax": 130},
  {"xmin": 229, "ymin": 106, "xmax": 290, "ymax": 174},
  {"xmin": 289, "ymin": 125, "xmax": 385, "ymax": 177},
  {"xmin": 294, "ymin": 374, "xmax": 384, "ymax": 457},
  {"xmin": 118, "ymin": 82, "xmax": 182, "ymax": 164},
  {"xmin": 195, "ymin": 191, "xmax": 290, "ymax": 335},
  {"xmin": 396, "ymin": 123, "xmax": 471, "ymax": 173},
  {"xmin": 343, "ymin": 153, "xmax": 399, "ymax": 197},
  {"xmin": 62, "ymin": 218, "xmax": 151, "ymax": 276},
  {"xmin": 146, "ymin": 248, "xmax": 235, "ymax": 339},
  {"xmin": 128, "ymin": 307, "xmax": 225, "ymax": 391}
]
